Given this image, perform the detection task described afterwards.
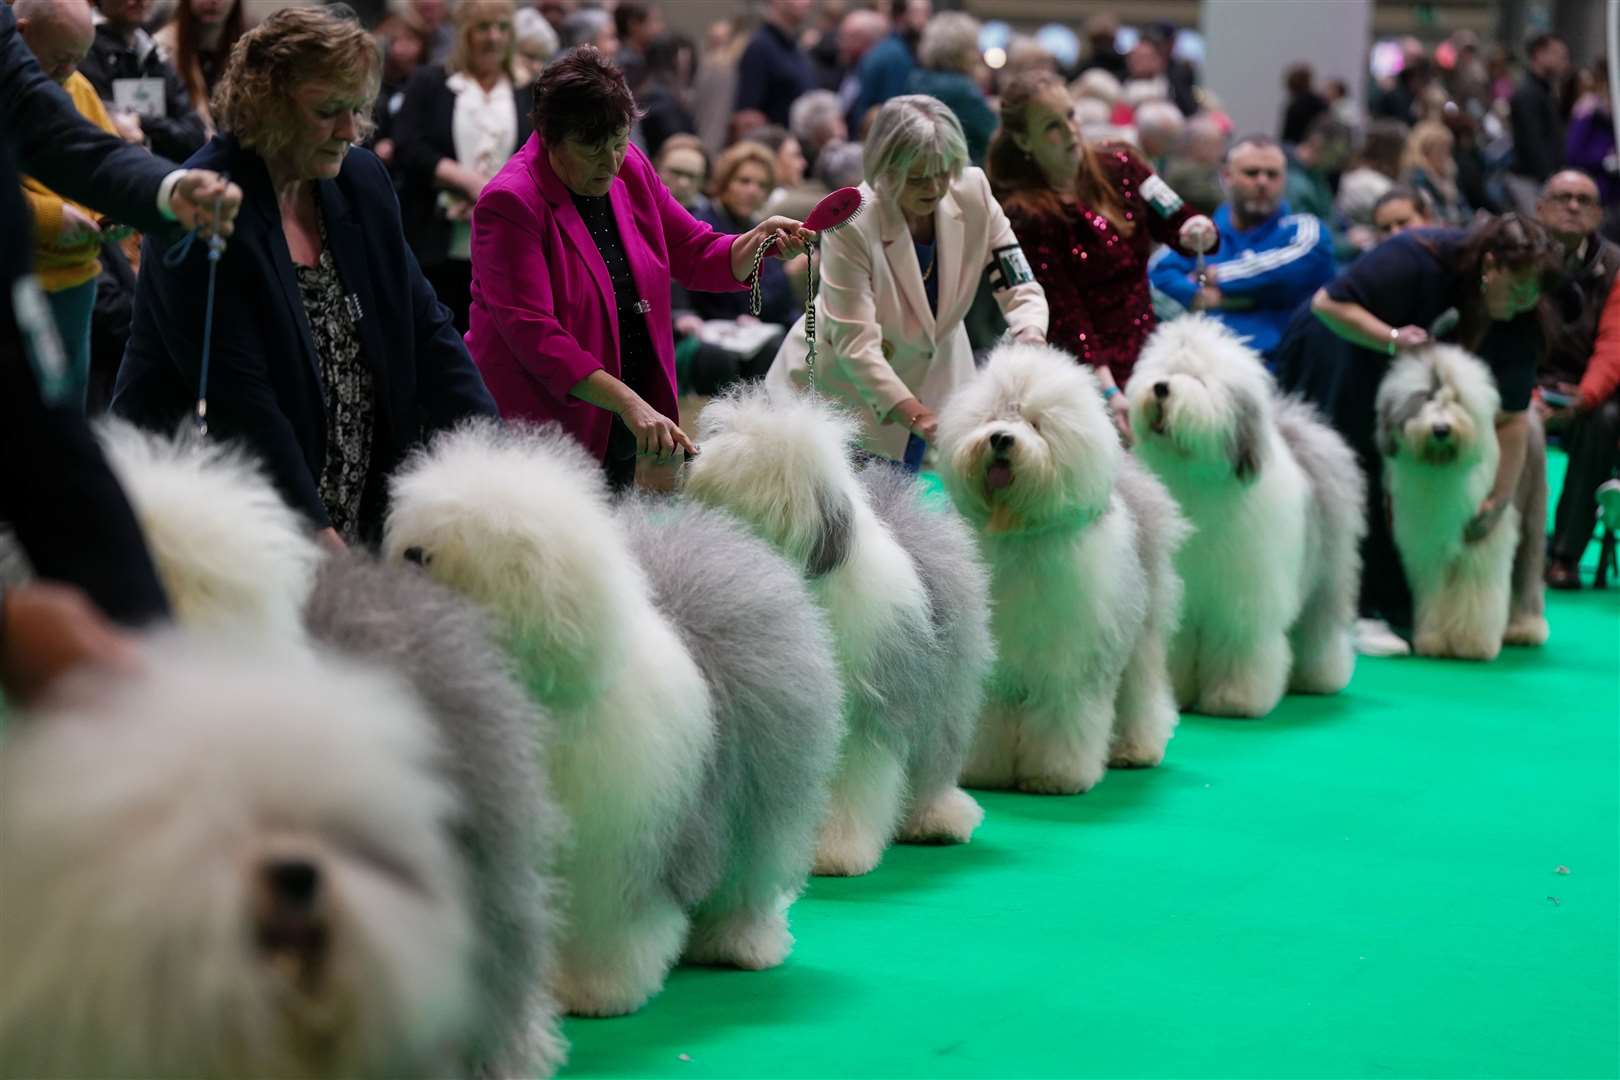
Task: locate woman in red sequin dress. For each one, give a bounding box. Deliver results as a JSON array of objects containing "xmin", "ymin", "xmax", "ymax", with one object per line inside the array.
[{"xmin": 988, "ymin": 72, "xmax": 1216, "ymax": 438}]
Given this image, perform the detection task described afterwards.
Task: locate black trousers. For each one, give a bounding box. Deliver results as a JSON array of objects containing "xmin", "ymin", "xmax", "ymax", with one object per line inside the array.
[{"xmin": 1550, "ymin": 397, "xmax": 1620, "ymax": 563}]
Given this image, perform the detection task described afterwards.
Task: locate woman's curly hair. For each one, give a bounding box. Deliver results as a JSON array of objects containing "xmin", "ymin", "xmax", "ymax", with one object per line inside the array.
[{"xmin": 212, "ymin": 7, "xmax": 381, "ymax": 161}]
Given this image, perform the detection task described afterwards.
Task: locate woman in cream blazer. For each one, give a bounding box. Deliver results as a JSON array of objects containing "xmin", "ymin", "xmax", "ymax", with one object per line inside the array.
[{"xmin": 767, "ymin": 95, "xmax": 1048, "ymax": 461}]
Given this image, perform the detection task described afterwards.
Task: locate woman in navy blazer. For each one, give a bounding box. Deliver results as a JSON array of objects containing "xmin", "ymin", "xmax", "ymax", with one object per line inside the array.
[{"xmin": 113, "ymin": 7, "xmax": 496, "ymax": 548}]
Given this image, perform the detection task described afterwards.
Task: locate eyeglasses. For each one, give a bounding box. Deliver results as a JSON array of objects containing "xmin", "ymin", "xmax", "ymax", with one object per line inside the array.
[{"xmin": 1544, "ymin": 191, "xmax": 1599, "ymax": 207}]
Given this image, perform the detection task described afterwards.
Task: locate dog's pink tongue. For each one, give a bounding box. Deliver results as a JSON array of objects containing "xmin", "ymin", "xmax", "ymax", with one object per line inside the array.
[{"xmin": 985, "ymin": 461, "xmax": 1013, "ymax": 490}]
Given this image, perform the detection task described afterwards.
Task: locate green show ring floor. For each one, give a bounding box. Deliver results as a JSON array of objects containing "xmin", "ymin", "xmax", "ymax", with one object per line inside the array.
[{"xmin": 560, "ymin": 453, "xmax": 1620, "ymax": 1079}]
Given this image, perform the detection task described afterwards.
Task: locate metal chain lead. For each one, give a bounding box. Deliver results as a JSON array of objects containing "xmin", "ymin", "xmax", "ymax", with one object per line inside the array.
[{"xmin": 803, "ymin": 237, "xmax": 819, "ymax": 388}]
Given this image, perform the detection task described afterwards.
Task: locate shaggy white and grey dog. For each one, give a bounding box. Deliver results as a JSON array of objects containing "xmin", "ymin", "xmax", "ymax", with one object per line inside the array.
[
  {"xmin": 97, "ymin": 419, "xmax": 323, "ymax": 639},
  {"xmin": 936, "ymin": 340, "xmax": 1188, "ymax": 794},
  {"xmin": 0, "ymin": 636, "xmax": 479, "ymax": 1080},
  {"xmin": 1127, "ymin": 316, "xmax": 1366, "ymax": 718},
  {"xmin": 682, "ymin": 385, "xmax": 992, "ymax": 875},
  {"xmin": 49, "ymin": 423, "xmax": 569, "ymax": 1078},
  {"xmin": 1375, "ymin": 345, "xmax": 1549, "ymax": 658},
  {"xmin": 384, "ymin": 421, "xmax": 842, "ymax": 1017}
]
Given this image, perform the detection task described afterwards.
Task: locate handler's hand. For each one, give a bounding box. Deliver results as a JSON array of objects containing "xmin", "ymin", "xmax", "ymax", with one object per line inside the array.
[
  {"xmin": 893, "ymin": 396, "xmax": 938, "ymax": 442},
  {"xmin": 1179, "ymin": 214, "xmax": 1217, "ymax": 253},
  {"xmin": 1391, "ymin": 325, "xmax": 1430, "ymax": 351},
  {"xmin": 170, "ymin": 170, "xmax": 243, "ymax": 241},
  {"xmin": 619, "ymin": 395, "xmax": 699, "ymax": 463},
  {"xmin": 1463, "ymin": 495, "xmax": 1508, "ymax": 544},
  {"xmin": 0, "ymin": 582, "xmax": 141, "ymax": 706},
  {"xmin": 731, "ymin": 216, "xmax": 817, "ymax": 280}
]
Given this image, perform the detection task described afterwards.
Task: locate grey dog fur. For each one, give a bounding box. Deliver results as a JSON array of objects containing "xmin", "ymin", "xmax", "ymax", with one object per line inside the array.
[
  {"xmin": 302, "ymin": 554, "xmax": 567, "ymax": 1078},
  {"xmin": 615, "ymin": 495, "xmax": 844, "ymax": 939},
  {"xmin": 855, "ymin": 464, "xmax": 994, "ymax": 824},
  {"xmin": 1274, "ymin": 395, "xmax": 1369, "ymax": 671}
]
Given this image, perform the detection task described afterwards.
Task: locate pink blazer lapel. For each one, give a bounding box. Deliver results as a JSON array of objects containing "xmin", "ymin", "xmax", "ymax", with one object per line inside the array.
[{"xmin": 527, "ymin": 139, "xmax": 621, "ymax": 354}]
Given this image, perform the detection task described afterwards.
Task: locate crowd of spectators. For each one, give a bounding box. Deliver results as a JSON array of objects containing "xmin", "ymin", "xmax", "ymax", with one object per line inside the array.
[{"xmin": 11, "ymin": 0, "xmax": 1620, "ymax": 697}]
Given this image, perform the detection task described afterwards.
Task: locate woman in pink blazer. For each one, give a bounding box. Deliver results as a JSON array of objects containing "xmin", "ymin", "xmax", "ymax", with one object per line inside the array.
[{"xmin": 467, "ymin": 47, "xmax": 811, "ymax": 488}]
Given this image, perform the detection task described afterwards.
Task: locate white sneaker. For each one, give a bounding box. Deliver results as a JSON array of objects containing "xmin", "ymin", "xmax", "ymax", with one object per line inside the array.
[
  {"xmin": 1597, "ymin": 479, "xmax": 1620, "ymax": 531},
  {"xmin": 1355, "ymin": 618, "xmax": 1412, "ymax": 657}
]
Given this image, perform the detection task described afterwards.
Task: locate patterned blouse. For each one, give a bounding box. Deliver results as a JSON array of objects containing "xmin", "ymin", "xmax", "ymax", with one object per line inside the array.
[
  {"xmin": 1005, "ymin": 144, "xmax": 1208, "ymax": 386},
  {"xmin": 294, "ymin": 209, "xmax": 374, "ymax": 544}
]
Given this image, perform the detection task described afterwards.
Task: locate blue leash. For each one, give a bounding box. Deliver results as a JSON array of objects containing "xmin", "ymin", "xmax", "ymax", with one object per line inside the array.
[{"xmin": 162, "ymin": 183, "xmax": 228, "ymax": 436}]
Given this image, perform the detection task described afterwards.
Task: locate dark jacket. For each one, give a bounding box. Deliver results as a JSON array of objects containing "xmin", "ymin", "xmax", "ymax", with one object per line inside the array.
[
  {"xmin": 392, "ymin": 65, "xmax": 533, "ymax": 267},
  {"xmin": 77, "ymin": 22, "xmax": 207, "ymax": 163},
  {"xmin": 2, "ymin": 2, "xmax": 175, "ymax": 625},
  {"xmin": 1510, "ymin": 70, "xmax": 1566, "ymax": 182},
  {"xmin": 908, "ymin": 68, "xmax": 995, "ymax": 166},
  {"xmin": 1546, "ymin": 235, "xmax": 1620, "ymax": 384},
  {"xmin": 113, "ymin": 135, "xmax": 497, "ymax": 541}
]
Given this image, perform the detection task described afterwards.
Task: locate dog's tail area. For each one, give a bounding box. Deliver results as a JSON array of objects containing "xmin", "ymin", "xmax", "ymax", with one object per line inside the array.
[
  {"xmin": 1509, "ymin": 409, "xmax": 1549, "ymax": 629},
  {"xmin": 1275, "ymin": 395, "xmax": 1367, "ymax": 631}
]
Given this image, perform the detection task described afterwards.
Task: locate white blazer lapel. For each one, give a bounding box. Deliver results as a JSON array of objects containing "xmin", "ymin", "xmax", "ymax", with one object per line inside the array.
[
  {"xmin": 878, "ymin": 198, "xmax": 936, "ymax": 337},
  {"xmin": 934, "ymin": 187, "xmax": 966, "ymax": 324}
]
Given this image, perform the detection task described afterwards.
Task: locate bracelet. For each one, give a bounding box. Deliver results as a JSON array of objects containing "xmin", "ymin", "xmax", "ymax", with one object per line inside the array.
[
  {"xmin": 1387, "ymin": 327, "xmax": 1398, "ymax": 356},
  {"xmin": 1102, "ymin": 386, "xmax": 1120, "ymax": 400}
]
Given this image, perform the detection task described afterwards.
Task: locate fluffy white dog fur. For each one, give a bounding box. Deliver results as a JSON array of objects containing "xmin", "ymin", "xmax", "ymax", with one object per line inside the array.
[
  {"xmin": 683, "ymin": 384, "xmax": 992, "ymax": 876},
  {"xmin": 81, "ymin": 424, "xmax": 568, "ymax": 1077},
  {"xmin": 1375, "ymin": 345, "xmax": 1549, "ymax": 659},
  {"xmin": 0, "ymin": 636, "xmax": 476, "ymax": 1080},
  {"xmin": 96, "ymin": 419, "xmax": 323, "ymax": 638},
  {"xmin": 936, "ymin": 339, "xmax": 1188, "ymax": 794},
  {"xmin": 1128, "ymin": 316, "xmax": 1366, "ymax": 718},
  {"xmin": 384, "ymin": 421, "xmax": 841, "ymax": 1017}
]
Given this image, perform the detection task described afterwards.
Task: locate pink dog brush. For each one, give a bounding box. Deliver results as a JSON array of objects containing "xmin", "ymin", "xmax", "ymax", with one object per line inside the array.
[{"xmin": 747, "ymin": 186, "xmax": 865, "ymax": 387}]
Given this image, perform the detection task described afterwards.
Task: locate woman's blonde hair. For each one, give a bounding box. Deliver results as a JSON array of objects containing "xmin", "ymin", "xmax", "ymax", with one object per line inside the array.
[
  {"xmin": 1402, "ymin": 120, "xmax": 1455, "ymax": 179},
  {"xmin": 863, "ymin": 95, "xmax": 969, "ymax": 201},
  {"xmin": 709, "ymin": 140, "xmax": 776, "ymax": 202},
  {"xmin": 448, "ymin": 0, "xmax": 517, "ymax": 80},
  {"xmin": 917, "ymin": 12, "xmax": 980, "ymax": 75},
  {"xmin": 213, "ymin": 7, "xmax": 382, "ymax": 162}
]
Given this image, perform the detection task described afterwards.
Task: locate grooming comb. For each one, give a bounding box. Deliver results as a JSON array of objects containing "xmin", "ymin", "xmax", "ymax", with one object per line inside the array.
[{"xmin": 747, "ymin": 186, "xmax": 865, "ymax": 388}]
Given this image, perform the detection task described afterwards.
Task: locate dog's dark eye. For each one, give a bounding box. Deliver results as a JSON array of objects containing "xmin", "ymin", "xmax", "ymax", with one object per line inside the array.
[
  {"xmin": 1028, "ymin": 416, "xmax": 1041, "ymax": 432},
  {"xmin": 402, "ymin": 547, "xmax": 431, "ymax": 567}
]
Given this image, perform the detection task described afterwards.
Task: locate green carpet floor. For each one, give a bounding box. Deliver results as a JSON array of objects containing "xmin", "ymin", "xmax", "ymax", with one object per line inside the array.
[{"xmin": 560, "ymin": 457, "xmax": 1620, "ymax": 1080}]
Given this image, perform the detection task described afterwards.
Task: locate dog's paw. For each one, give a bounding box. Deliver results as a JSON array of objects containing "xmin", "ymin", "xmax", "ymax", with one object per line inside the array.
[
  {"xmin": 812, "ymin": 834, "xmax": 884, "ymax": 877},
  {"xmin": 1016, "ymin": 766, "xmax": 1101, "ymax": 795},
  {"xmin": 898, "ymin": 787, "xmax": 983, "ymax": 844},
  {"xmin": 1195, "ymin": 684, "xmax": 1275, "ymax": 718},
  {"xmin": 1108, "ymin": 740, "xmax": 1164, "ymax": 768},
  {"xmin": 554, "ymin": 967, "xmax": 656, "ymax": 1018},
  {"xmin": 1503, "ymin": 614, "xmax": 1549, "ymax": 647},
  {"xmin": 684, "ymin": 910, "xmax": 792, "ymax": 971}
]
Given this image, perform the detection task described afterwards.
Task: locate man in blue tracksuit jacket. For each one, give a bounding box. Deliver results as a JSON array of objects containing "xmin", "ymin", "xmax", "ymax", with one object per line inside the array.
[{"xmin": 1150, "ymin": 134, "xmax": 1336, "ymax": 363}]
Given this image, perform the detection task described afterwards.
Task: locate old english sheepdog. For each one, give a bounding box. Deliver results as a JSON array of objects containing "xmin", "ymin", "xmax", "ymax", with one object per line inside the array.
[
  {"xmin": 935, "ymin": 339, "xmax": 1188, "ymax": 794},
  {"xmin": 1375, "ymin": 345, "xmax": 1549, "ymax": 658},
  {"xmin": 97, "ymin": 419, "xmax": 322, "ymax": 638},
  {"xmin": 682, "ymin": 385, "xmax": 992, "ymax": 876},
  {"xmin": 82, "ymin": 424, "xmax": 568, "ymax": 1077},
  {"xmin": 0, "ymin": 637, "xmax": 478, "ymax": 1080},
  {"xmin": 384, "ymin": 421, "xmax": 841, "ymax": 1016},
  {"xmin": 1128, "ymin": 316, "xmax": 1366, "ymax": 718}
]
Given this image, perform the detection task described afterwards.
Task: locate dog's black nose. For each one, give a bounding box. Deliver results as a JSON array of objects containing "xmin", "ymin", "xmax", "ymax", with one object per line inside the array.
[
  {"xmin": 402, "ymin": 546, "xmax": 427, "ymax": 566},
  {"xmin": 1153, "ymin": 381, "xmax": 1170, "ymax": 399},
  {"xmin": 989, "ymin": 431, "xmax": 1014, "ymax": 453},
  {"xmin": 264, "ymin": 859, "xmax": 321, "ymax": 911},
  {"xmin": 1432, "ymin": 423, "xmax": 1451, "ymax": 441}
]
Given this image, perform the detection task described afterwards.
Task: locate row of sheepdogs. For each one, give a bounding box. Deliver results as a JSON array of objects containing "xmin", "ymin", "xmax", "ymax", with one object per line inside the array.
[{"xmin": 0, "ymin": 317, "xmax": 1547, "ymax": 1079}]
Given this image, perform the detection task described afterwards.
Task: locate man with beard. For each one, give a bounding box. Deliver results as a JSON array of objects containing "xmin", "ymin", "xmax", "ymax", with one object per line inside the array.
[{"xmin": 1150, "ymin": 134, "xmax": 1336, "ymax": 363}]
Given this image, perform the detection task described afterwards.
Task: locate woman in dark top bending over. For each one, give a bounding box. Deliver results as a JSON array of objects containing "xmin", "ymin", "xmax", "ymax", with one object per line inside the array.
[{"xmin": 1273, "ymin": 213, "xmax": 1561, "ymax": 653}]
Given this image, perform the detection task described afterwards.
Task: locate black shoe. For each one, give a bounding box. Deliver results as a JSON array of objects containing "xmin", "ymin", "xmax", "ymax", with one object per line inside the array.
[{"xmin": 1546, "ymin": 559, "xmax": 1583, "ymax": 590}]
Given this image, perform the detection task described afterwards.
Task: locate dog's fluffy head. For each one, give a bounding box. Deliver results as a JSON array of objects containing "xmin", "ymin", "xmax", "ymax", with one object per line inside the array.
[
  {"xmin": 384, "ymin": 420, "xmax": 647, "ymax": 700},
  {"xmin": 1375, "ymin": 344, "xmax": 1499, "ymax": 465},
  {"xmin": 1126, "ymin": 315, "xmax": 1276, "ymax": 480},
  {"xmin": 0, "ymin": 635, "xmax": 473, "ymax": 1079},
  {"xmin": 97, "ymin": 420, "xmax": 322, "ymax": 639},
  {"xmin": 935, "ymin": 339, "xmax": 1120, "ymax": 533},
  {"xmin": 682, "ymin": 384, "xmax": 862, "ymax": 576}
]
